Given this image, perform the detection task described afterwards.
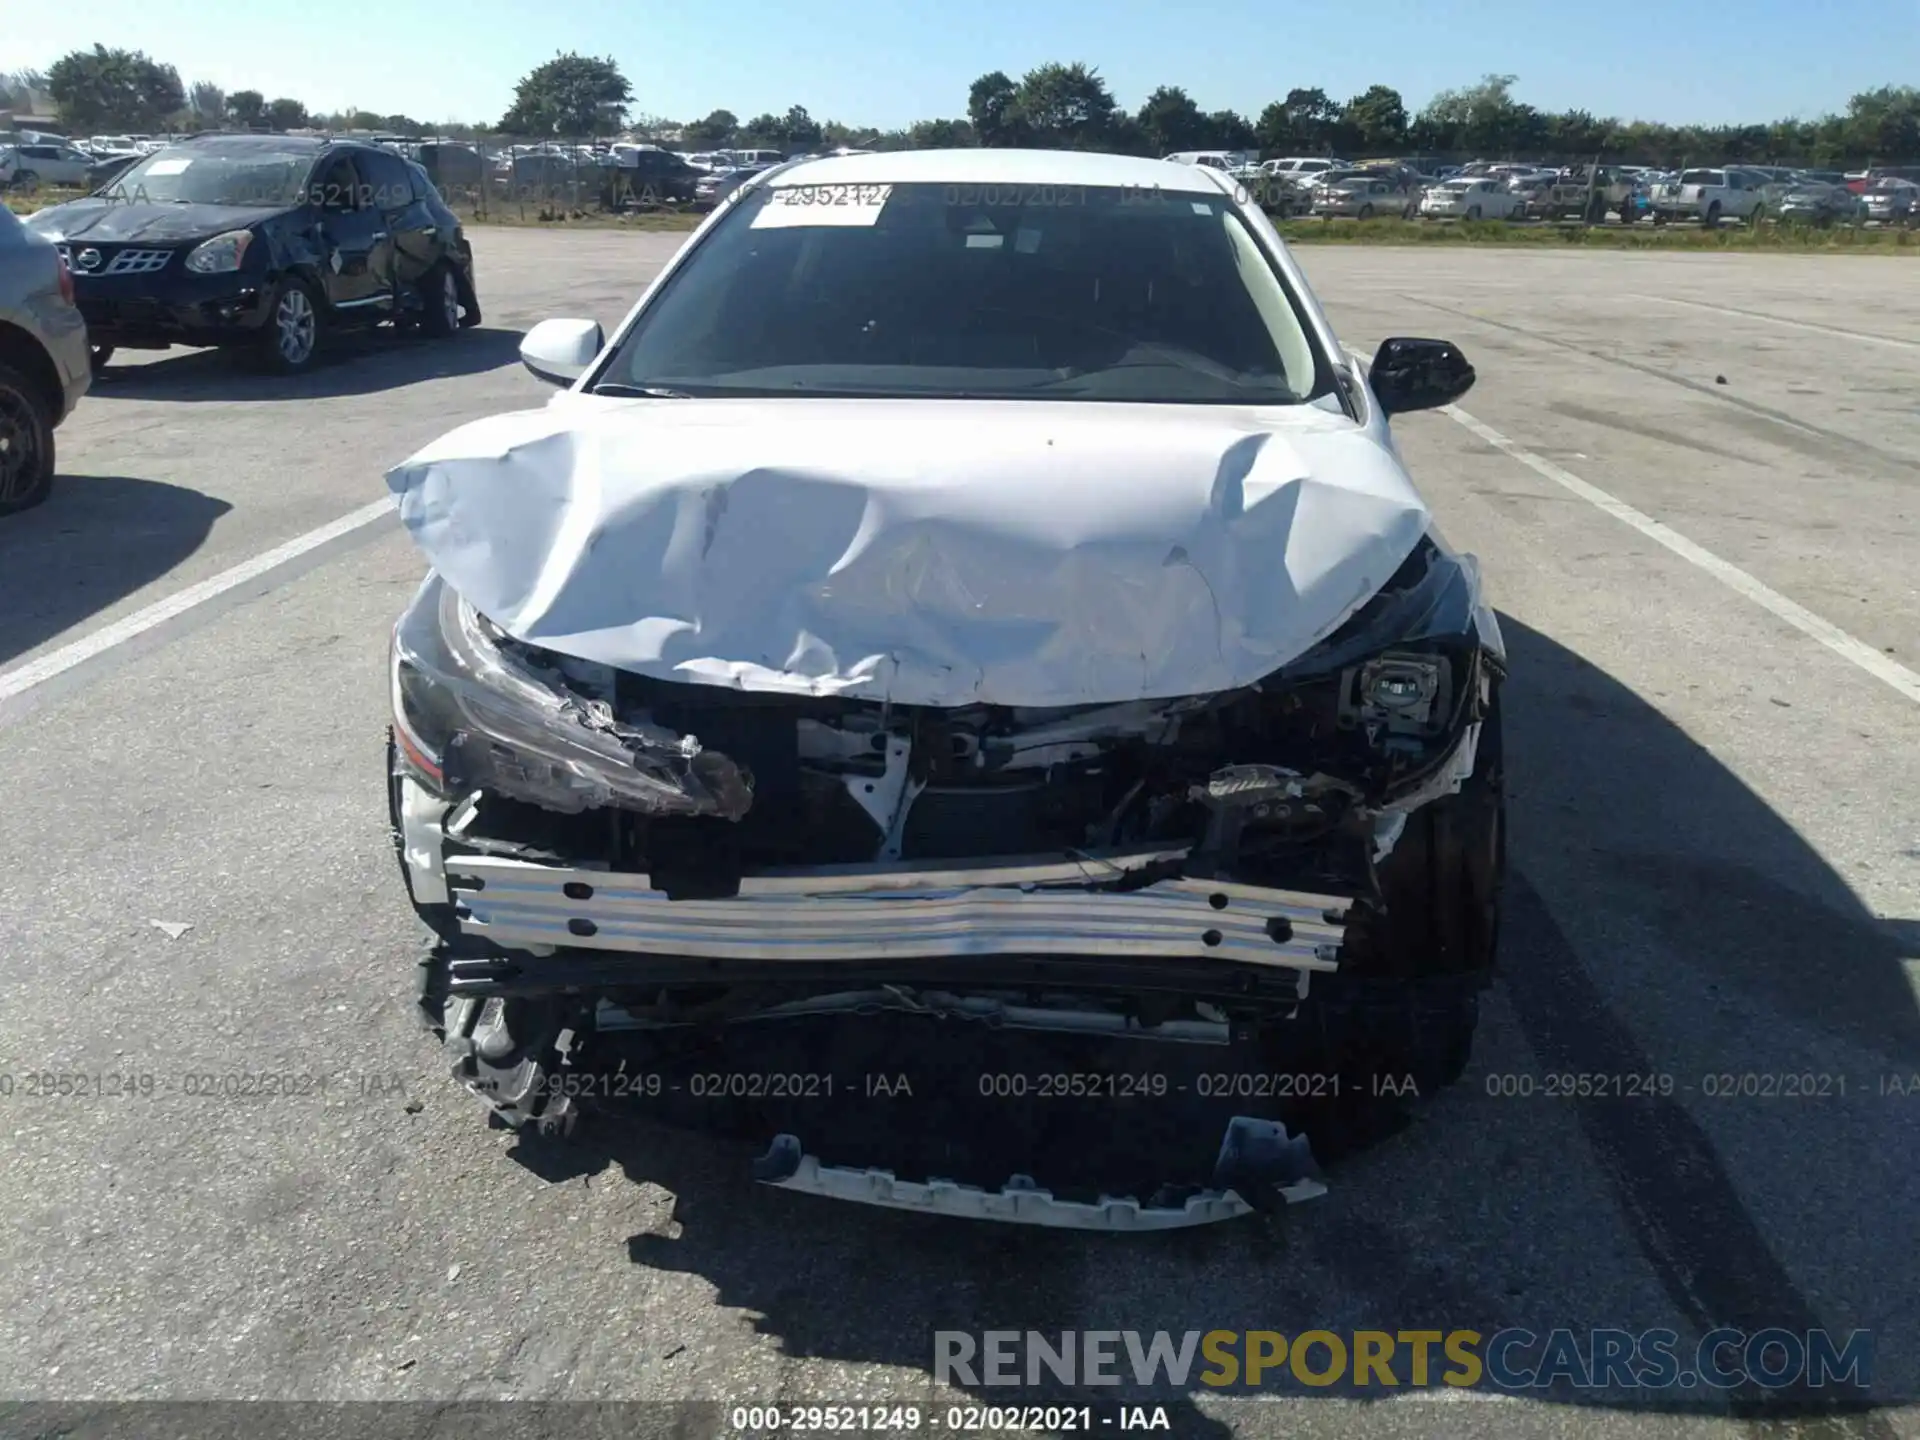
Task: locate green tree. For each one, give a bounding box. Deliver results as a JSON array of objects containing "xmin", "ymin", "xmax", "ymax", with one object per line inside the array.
[
  {"xmin": 1206, "ymin": 109, "xmax": 1256, "ymax": 152},
  {"xmin": 1343, "ymin": 85, "xmax": 1407, "ymax": 153},
  {"xmin": 908, "ymin": 117, "xmax": 976, "ymax": 148},
  {"xmin": 227, "ymin": 90, "xmax": 267, "ymax": 128},
  {"xmin": 1011, "ymin": 62, "xmax": 1122, "ymax": 150},
  {"xmin": 968, "ymin": 70, "xmax": 1025, "ymax": 147},
  {"xmin": 380, "ymin": 113, "xmax": 422, "ymax": 134},
  {"xmin": 0, "ymin": 69, "xmax": 49, "ymax": 111},
  {"xmin": 1416, "ymin": 73, "xmax": 1527, "ymax": 155},
  {"xmin": 46, "ymin": 45, "xmax": 185, "ymax": 131},
  {"xmin": 266, "ymin": 97, "xmax": 309, "ymax": 130},
  {"xmin": 188, "ymin": 80, "xmax": 224, "ymax": 122},
  {"xmin": 1268, "ymin": 87, "xmax": 1343, "ymax": 153},
  {"xmin": 1136, "ymin": 85, "xmax": 1209, "ymax": 156},
  {"xmin": 1844, "ymin": 85, "xmax": 1920, "ymax": 163},
  {"xmin": 681, "ymin": 109, "xmax": 738, "ymax": 146},
  {"xmin": 499, "ymin": 52, "xmax": 632, "ymax": 137}
]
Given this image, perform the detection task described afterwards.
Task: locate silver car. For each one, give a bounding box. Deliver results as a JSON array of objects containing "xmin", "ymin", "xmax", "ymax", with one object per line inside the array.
[
  {"xmin": 1862, "ymin": 180, "xmax": 1918, "ymax": 226},
  {"xmin": 1309, "ymin": 172, "xmax": 1416, "ymax": 219},
  {"xmin": 0, "ymin": 204, "xmax": 91, "ymax": 513}
]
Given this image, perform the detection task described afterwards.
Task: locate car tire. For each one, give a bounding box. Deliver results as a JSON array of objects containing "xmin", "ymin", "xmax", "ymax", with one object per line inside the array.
[
  {"xmin": 0, "ymin": 361, "xmax": 56, "ymax": 516},
  {"xmin": 11, "ymin": 170, "xmax": 37, "ymax": 190},
  {"xmin": 1703, "ymin": 201, "xmax": 1722, "ymax": 227},
  {"xmin": 249, "ymin": 278, "xmax": 323, "ymax": 374},
  {"xmin": 1280, "ymin": 691, "xmax": 1505, "ymax": 1153},
  {"xmin": 89, "ymin": 344, "xmax": 116, "ymax": 374},
  {"xmin": 419, "ymin": 263, "xmax": 462, "ymax": 338},
  {"xmin": 1466, "ymin": 204, "xmax": 1482, "ymax": 221},
  {"xmin": 1356, "ymin": 204, "xmax": 1373, "ymax": 220}
]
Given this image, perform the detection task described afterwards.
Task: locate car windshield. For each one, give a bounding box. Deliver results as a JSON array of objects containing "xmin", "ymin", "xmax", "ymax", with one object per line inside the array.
[
  {"xmin": 596, "ymin": 179, "xmax": 1324, "ymax": 405},
  {"xmin": 97, "ymin": 145, "xmax": 311, "ymax": 206}
]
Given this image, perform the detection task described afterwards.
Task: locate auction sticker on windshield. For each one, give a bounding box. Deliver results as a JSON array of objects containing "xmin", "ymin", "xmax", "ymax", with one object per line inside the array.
[
  {"xmin": 753, "ymin": 183, "xmax": 893, "ymax": 227},
  {"xmin": 145, "ymin": 158, "xmax": 191, "ymax": 176}
]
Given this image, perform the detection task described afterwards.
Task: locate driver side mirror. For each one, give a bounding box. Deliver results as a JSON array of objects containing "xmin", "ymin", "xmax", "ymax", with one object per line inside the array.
[
  {"xmin": 520, "ymin": 317, "xmax": 604, "ymax": 385},
  {"xmin": 1368, "ymin": 337, "xmax": 1475, "ymax": 417}
]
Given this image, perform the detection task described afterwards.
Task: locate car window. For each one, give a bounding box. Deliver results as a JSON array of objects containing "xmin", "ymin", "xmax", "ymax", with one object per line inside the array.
[
  {"xmin": 100, "ymin": 144, "xmax": 314, "ymax": 206},
  {"xmin": 310, "ymin": 155, "xmax": 364, "ymax": 210},
  {"xmin": 355, "ymin": 148, "xmax": 414, "ymax": 208},
  {"xmin": 597, "ymin": 180, "xmax": 1326, "ymax": 406}
]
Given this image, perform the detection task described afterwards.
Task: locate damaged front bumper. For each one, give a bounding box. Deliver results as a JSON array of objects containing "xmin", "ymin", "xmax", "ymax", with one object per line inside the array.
[{"xmin": 389, "ymin": 535, "xmax": 1505, "ymax": 1220}]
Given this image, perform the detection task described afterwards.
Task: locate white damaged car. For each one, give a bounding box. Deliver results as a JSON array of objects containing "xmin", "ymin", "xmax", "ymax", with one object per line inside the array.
[{"xmin": 384, "ymin": 149, "xmax": 1504, "ymax": 1227}]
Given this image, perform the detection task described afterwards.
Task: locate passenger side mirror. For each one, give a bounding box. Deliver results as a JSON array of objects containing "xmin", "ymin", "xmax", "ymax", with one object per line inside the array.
[
  {"xmin": 520, "ymin": 317, "xmax": 604, "ymax": 385},
  {"xmin": 1368, "ymin": 337, "xmax": 1475, "ymax": 417}
]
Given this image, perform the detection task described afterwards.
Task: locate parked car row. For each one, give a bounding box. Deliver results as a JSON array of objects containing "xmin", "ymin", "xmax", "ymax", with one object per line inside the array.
[{"xmin": 1158, "ymin": 150, "xmax": 1920, "ymax": 228}]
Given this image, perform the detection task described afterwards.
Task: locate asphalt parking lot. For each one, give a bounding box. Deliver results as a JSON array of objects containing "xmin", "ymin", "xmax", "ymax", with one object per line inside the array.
[{"xmin": 0, "ymin": 229, "xmax": 1916, "ymax": 1439}]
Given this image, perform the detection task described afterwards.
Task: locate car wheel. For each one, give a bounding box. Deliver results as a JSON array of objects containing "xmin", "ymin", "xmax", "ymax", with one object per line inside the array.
[
  {"xmin": 11, "ymin": 170, "xmax": 37, "ymax": 190},
  {"xmin": 1356, "ymin": 203, "xmax": 1374, "ymax": 220},
  {"xmin": 1466, "ymin": 204, "xmax": 1482, "ymax": 221},
  {"xmin": 0, "ymin": 361, "xmax": 56, "ymax": 516},
  {"xmin": 89, "ymin": 344, "xmax": 116, "ymax": 374},
  {"xmin": 1703, "ymin": 201, "xmax": 1722, "ymax": 227},
  {"xmin": 420, "ymin": 264, "xmax": 462, "ymax": 338},
  {"xmin": 1287, "ymin": 693, "xmax": 1505, "ymax": 1154},
  {"xmin": 1750, "ymin": 204, "xmax": 1766, "ymax": 226},
  {"xmin": 251, "ymin": 280, "xmax": 322, "ymax": 374}
]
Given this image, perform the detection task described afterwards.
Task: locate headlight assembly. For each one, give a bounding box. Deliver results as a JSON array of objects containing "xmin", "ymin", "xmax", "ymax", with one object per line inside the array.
[
  {"xmin": 185, "ymin": 230, "xmax": 254, "ymax": 274},
  {"xmin": 388, "ymin": 574, "xmax": 751, "ymax": 819}
]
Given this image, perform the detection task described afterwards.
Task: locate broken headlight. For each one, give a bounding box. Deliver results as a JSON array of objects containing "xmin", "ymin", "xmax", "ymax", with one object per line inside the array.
[{"xmin": 388, "ymin": 573, "xmax": 750, "ymax": 818}]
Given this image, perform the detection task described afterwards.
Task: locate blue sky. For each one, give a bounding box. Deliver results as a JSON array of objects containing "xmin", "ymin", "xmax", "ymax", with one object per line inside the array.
[{"xmin": 12, "ymin": 0, "xmax": 1917, "ymax": 130}]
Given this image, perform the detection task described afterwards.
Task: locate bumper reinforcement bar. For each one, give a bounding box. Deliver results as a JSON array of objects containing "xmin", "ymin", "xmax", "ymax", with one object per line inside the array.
[{"xmin": 445, "ymin": 850, "xmax": 1351, "ymax": 970}]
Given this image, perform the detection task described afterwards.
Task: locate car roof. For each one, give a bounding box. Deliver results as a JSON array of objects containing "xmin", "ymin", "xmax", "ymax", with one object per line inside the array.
[
  {"xmin": 177, "ymin": 132, "xmax": 331, "ymax": 156},
  {"xmin": 773, "ymin": 147, "xmax": 1219, "ymax": 195}
]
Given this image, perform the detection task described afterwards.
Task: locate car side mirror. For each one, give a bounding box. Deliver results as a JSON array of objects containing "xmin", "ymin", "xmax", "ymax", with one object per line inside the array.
[
  {"xmin": 520, "ymin": 318, "xmax": 604, "ymax": 385},
  {"xmin": 1368, "ymin": 337, "xmax": 1475, "ymax": 417}
]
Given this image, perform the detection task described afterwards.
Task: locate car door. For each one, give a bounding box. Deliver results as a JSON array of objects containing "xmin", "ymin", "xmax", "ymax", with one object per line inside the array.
[
  {"xmin": 360, "ymin": 147, "xmax": 437, "ymax": 292},
  {"xmin": 307, "ymin": 152, "xmax": 391, "ymax": 310}
]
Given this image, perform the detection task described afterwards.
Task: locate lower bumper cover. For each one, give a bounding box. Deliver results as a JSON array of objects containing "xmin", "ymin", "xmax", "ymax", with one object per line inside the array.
[
  {"xmin": 76, "ymin": 280, "xmax": 272, "ymax": 346},
  {"xmin": 445, "ymin": 850, "xmax": 1350, "ymax": 972},
  {"xmin": 752, "ymin": 1117, "xmax": 1327, "ymax": 1229}
]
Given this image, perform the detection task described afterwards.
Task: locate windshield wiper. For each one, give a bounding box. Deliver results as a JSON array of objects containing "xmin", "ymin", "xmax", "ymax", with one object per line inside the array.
[{"xmin": 590, "ymin": 382, "xmax": 695, "ymax": 398}]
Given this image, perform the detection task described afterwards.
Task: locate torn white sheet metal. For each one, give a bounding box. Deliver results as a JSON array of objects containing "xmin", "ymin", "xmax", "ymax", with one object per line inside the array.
[{"xmin": 385, "ymin": 398, "xmax": 1430, "ymax": 708}]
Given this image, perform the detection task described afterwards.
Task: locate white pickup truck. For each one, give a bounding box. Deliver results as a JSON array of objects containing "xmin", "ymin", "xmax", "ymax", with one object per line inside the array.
[{"xmin": 1649, "ymin": 166, "xmax": 1770, "ymax": 226}]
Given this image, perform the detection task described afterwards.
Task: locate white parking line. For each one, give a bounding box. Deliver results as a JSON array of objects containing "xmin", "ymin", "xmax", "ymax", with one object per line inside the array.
[
  {"xmin": 0, "ymin": 496, "xmax": 398, "ymax": 703},
  {"xmin": 1435, "ymin": 403, "xmax": 1920, "ymax": 704},
  {"xmin": 1344, "ymin": 346, "xmax": 1920, "ymax": 705},
  {"xmin": 1628, "ymin": 293, "xmax": 1920, "ymax": 351}
]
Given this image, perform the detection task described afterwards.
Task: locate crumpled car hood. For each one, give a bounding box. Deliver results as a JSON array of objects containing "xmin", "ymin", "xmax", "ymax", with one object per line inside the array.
[{"xmin": 384, "ymin": 397, "xmax": 1431, "ymax": 708}]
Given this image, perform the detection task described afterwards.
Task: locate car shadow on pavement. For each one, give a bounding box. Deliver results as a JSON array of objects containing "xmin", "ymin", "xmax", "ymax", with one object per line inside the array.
[
  {"xmin": 86, "ymin": 326, "xmax": 525, "ymax": 402},
  {"xmin": 492, "ymin": 612, "xmax": 1915, "ymax": 1425},
  {"xmin": 0, "ymin": 475, "xmax": 232, "ymax": 668}
]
